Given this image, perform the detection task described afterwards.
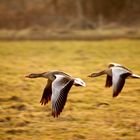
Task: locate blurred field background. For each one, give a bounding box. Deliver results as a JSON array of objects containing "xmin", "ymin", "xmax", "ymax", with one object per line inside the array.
[
  {"xmin": 0, "ymin": 1, "xmax": 140, "ymax": 140},
  {"xmin": 0, "ymin": 40, "xmax": 140, "ymax": 140},
  {"xmin": 0, "ymin": 0, "xmax": 140, "ymax": 40}
]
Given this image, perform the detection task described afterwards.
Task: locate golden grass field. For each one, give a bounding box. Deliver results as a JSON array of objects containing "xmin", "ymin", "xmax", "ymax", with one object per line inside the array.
[{"xmin": 0, "ymin": 40, "xmax": 140, "ymax": 140}]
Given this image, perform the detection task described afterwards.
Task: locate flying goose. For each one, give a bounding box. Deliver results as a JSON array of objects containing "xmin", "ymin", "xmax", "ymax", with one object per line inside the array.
[
  {"xmin": 88, "ymin": 63, "xmax": 140, "ymax": 97},
  {"xmin": 25, "ymin": 70, "xmax": 86, "ymax": 117}
]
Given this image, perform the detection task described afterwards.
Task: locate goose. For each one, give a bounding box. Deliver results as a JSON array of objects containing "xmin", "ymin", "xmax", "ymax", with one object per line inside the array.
[
  {"xmin": 25, "ymin": 70, "xmax": 86, "ymax": 117},
  {"xmin": 88, "ymin": 63, "xmax": 140, "ymax": 97}
]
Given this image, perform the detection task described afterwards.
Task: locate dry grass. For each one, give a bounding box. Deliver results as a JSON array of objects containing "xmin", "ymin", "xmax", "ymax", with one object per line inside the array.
[{"xmin": 0, "ymin": 40, "xmax": 140, "ymax": 140}]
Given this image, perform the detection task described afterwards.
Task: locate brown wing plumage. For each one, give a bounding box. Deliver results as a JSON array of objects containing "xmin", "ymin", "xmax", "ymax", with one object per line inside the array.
[
  {"xmin": 105, "ymin": 75, "xmax": 112, "ymax": 87},
  {"xmin": 40, "ymin": 79, "xmax": 52, "ymax": 105}
]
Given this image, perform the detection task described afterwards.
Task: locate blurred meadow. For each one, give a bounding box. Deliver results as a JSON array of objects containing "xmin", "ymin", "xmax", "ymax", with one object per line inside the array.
[
  {"xmin": 0, "ymin": 0, "xmax": 140, "ymax": 140},
  {"xmin": 0, "ymin": 40, "xmax": 140, "ymax": 140}
]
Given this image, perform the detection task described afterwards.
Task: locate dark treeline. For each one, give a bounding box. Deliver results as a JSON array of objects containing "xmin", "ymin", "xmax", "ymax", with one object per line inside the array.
[{"xmin": 0, "ymin": 0, "xmax": 140, "ymax": 29}]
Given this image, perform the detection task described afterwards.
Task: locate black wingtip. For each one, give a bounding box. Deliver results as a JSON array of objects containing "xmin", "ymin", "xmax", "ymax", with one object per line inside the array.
[
  {"xmin": 40, "ymin": 98, "xmax": 49, "ymax": 105},
  {"xmin": 105, "ymin": 85, "xmax": 111, "ymax": 88},
  {"xmin": 113, "ymin": 95, "xmax": 117, "ymax": 98},
  {"xmin": 112, "ymin": 93, "xmax": 119, "ymax": 98},
  {"xmin": 52, "ymin": 112, "xmax": 59, "ymax": 118}
]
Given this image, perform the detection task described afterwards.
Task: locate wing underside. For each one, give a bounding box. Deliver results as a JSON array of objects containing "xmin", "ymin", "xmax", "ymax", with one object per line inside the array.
[
  {"xmin": 112, "ymin": 67, "xmax": 131, "ymax": 97},
  {"xmin": 51, "ymin": 75, "xmax": 74, "ymax": 117}
]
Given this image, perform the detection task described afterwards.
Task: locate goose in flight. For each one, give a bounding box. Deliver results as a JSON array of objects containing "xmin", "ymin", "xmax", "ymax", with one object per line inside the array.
[
  {"xmin": 88, "ymin": 63, "xmax": 140, "ymax": 97},
  {"xmin": 25, "ymin": 70, "xmax": 86, "ymax": 117}
]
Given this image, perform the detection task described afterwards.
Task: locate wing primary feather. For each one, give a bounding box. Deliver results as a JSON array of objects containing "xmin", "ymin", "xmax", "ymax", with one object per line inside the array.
[
  {"xmin": 113, "ymin": 78, "xmax": 125, "ymax": 97},
  {"xmin": 52, "ymin": 79, "xmax": 74, "ymax": 117},
  {"xmin": 40, "ymin": 79, "xmax": 52, "ymax": 105},
  {"xmin": 105, "ymin": 75, "xmax": 112, "ymax": 87},
  {"xmin": 113, "ymin": 73, "xmax": 131, "ymax": 97}
]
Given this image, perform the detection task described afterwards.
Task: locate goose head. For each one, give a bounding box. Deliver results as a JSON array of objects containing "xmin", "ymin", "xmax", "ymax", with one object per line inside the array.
[
  {"xmin": 88, "ymin": 73, "xmax": 98, "ymax": 77},
  {"xmin": 25, "ymin": 73, "xmax": 43, "ymax": 78},
  {"xmin": 25, "ymin": 72, "xmax": 50, "ymax": 78}
]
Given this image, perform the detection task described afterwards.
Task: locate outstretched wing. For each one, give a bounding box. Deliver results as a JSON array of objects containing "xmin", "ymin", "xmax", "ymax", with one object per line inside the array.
[
  {"xmin": 40, "ymin": 79, "xmax": 52, "ymax": 105},
  {"xmin": 105, "ymin": 75, "xmax": 112, "ymax": 87},
  {"xmin": 112, "ymin": 67, "xmax": 131, "ymax": 97},
  {"xmin": 51, "ymin": 75, "xmax": 74, "ymax": 117}
]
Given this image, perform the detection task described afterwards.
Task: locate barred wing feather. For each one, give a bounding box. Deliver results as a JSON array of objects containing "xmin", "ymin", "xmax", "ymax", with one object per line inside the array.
[
  {"xmin": 112, "ymin": 67, "xmax": 131, "ymax": 97},
  {"xmin": 51, "ymin": 75, "xmax": 74, "ymax": 117}
]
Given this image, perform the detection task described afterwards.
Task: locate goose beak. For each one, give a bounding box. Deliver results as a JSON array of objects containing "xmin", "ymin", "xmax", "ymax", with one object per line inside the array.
[
  {"xmin": 88, "ymin": 74, "xmax": 92, "ymax": 77},
  {"xmin": 25, "ymin": 75, "xmax": 29, "ymax": 78},
  {"xmin": 88, "ymin": 73, "xmax": 96, "ymax": 77}
]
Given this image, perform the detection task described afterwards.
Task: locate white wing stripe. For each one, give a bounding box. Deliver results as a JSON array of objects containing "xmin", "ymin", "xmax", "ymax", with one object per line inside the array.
[
  {"xmin": 112, "ymin": 67, "xmax": 129, "ymax": 93},
  {"xmin": 51, "ymin": 74, "xmax": 73, "ymax": 116}
]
